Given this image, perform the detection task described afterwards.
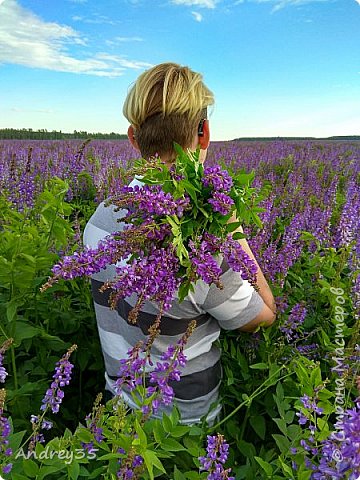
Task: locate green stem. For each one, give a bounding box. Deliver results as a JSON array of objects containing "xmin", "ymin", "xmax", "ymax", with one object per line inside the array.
[
  {"xmin": 45, "ymin": 199, "xmax": 62, "ymax": 249},
  {"xmin": 238, "ymin": 406, "xmax": 250, "ymax": 442},
  {"xmin": 210, "ymin": 367, "xmax": 293, "ymax": 432},
  {"xmin": 11, "ymin": 345, "xmax": 18, "ymax": 391}
]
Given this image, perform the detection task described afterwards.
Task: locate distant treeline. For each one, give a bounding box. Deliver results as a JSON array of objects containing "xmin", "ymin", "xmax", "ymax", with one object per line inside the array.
[
  {"xmin": 1, "ymin": 129, "xmax": 359, "ymax": 142},
  {"xmin": 0, "ymin": 128, "xmax": 127, "ymax": 140},
  {"xmin": 233, "ymin": 136, "xmax": 360, "ymax": 141}
]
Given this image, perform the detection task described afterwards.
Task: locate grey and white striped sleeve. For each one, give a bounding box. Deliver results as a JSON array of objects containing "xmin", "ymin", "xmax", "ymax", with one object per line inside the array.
[{"xmin": 201, "ymin": 260, "xmax": 265, "ymax": 330}]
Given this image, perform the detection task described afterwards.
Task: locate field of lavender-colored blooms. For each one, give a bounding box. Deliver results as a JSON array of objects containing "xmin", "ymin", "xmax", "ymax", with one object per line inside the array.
[{"xmin": 0, "ymin": 139, "xmax": 359, "ymax": 479}]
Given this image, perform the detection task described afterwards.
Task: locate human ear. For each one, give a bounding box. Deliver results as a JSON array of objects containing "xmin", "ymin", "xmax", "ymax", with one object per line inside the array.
[
  {"xmin": 198, "ymin": 120, "xmax": 210, "ymax": 150},
  {"xmin": 127, "ymin": 125, "xmax": 140, "ymax": 151}
]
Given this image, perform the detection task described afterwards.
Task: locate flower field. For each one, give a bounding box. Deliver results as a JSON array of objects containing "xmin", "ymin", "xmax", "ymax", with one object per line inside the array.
[{"xmin": 0, "ymin": 139, "xmax": 359, "ymax": 479}]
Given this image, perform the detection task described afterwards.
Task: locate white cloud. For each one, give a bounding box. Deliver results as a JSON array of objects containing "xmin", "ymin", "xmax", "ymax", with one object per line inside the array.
[
  {"xmin": 355, "ymin": 0, "xmax": 360, "ymax": 4},
  {"xmin": 106, "ymin": 36, "xmax": 143, "ymax": 46},
  {"xmin": 114, "ymin": 36, "xmax": 143, "ymax": 42},
  {"xmin": 71, "ymin": 14, "xmax": 117, "ymax": 25},
  {"xmin": 191, "ymin": 10, "xmax": 203, "ymax": 20},
  {"xmin": 171, "ymin": 0, "xmax": 217, "ymax": 8},
  {"xmin": 0, "ymin": 0, "xmax": 151, "ymax": 77},
  {"xmin": 250, "ymin": 0, "xmax": 332, "ymax": 12}
]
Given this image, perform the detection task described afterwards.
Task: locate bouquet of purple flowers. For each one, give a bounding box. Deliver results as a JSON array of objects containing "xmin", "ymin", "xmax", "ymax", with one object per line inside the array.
[{"xmin": 42, "ymin": 145, "xmax": 266, "ymax": 324}]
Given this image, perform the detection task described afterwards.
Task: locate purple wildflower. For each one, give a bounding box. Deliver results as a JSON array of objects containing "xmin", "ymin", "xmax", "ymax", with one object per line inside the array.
[
  {"xmin": 220, "ymin": 235, "xmax": 258, "ymax": 289},
  {"xmin": 280, "ymin": 303, "xmax": 307, "ymax": 342},
  {"xmin": 111, "ymin": 184, "xmax": 190, "ymax": 219},
  {"xmin": 202, "ymin": 165, "xmax": 233, "ymax": 192},
  {"xmin": 40, "ymin": 344, "xmax": 77, "ymax": 414},
  {"xmin": 295, "ymin": 343, "xmax": 320, "ymax": 360},
  {"xmin": 109, "ymin": 244, "xmax": 181, "ymax": 313},
  {"xmin": 116, "ymin": 448, "xmax": 144, "ymax": 479},
  {"xmin": 199, "ymin": 434, "xmax": 234, "ymax": 480},
  {"xmin": 310, "ymin": 399, "xmax": 360, "ymax": 479},
  {"xmin": 208, "ymin": 191, "xmax": 234, "ymax": 215},
  {"xmin": 115, "ymin": 321, "xmax": 194, "ymax": 417},
  {"xmin": 0, "ymin": 355, "xmax": 7, "ymax": 384},
  {"xmin": 0, "ymin": 340, "xmax": 13, "ymax": 384},
  {"xmin": 114, "ymin": 342, "xmax": 147, "ymax": 394},
  {"xmin": 334, "ymin": 180, "xmax": 360, "ymax": 248},
  {"xmin": 0, "ymin": 389, "xmax": 12, "ymax": 476},
  {"xmin": 189, "ymin": 238, "xmax": 223, "ymax": 288}
]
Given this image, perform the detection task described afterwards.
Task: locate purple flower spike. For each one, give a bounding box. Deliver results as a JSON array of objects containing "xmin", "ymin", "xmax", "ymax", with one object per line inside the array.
[
  {"xmin": 280, "ymin": 303, "xmax": 307, "ymax": 342},
  {"xmin": 208, "ymin": 192, "xmax": 234, "ymax": 216},
  {"xmin": 40, "ymin": 344, "xmax": 77, "ymax": 414},
  {"xmin": 0, "ymin": 389, "xmax": 12, "ymax": 475},
  {"xmin": 202, "ymin": 165, "xmax": 233, "ymax": 192},
  {"xmin": 199, "ymin": 434, "xmax": 234, "ymax": 480}
]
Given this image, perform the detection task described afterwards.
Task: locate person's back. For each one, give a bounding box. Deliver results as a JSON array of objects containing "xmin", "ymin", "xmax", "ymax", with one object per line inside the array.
[{"xmin": 84, "ymin": 62, "xmax": 276, "ymax": 424}]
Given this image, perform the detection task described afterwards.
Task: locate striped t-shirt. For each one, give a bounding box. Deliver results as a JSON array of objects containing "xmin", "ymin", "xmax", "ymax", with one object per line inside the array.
[{"xmin": 83, "ymin": 178, "xmax": 265, "ymax": 424}]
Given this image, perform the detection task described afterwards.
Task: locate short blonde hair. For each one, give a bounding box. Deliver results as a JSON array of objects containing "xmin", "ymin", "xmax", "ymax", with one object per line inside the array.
[{"xmin": 123, "ymin": 62, "xmax": 214, "ymax": 158}]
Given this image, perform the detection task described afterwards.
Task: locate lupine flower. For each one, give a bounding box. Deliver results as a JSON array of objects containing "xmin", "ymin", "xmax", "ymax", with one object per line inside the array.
[
  {"xmin": 108, "ymin": 244, "xmax": 181, "ymax": 314},
  {"xmin": 0, "ymin": 339, "xmax": 13, "ymax": 384},
  {"xmin": 199, "ymin": 434, "xmax": 234, "ymax": 480},
  {"xmin": 0, "ymin": 389, "xmax": 12, "ymax": 475},
  {"xmin": 116, "ymin": 447, "xmax": 144, "ymax": 480},
  {"xmin": 334, "ymin": 180, "xmax": 360, "ymax": 248},
  {"xmin": 309, "ymin": 399, "xmax": 360, "ymax": 479},
  {"xmin": 41, "ymin": 344, "xmax": 77, "ymax": 414},
  {"xmin": 280, "ymin": 303, "xmax": 307, "ymax": 342},
  {"xmin": 115, "ymin": 321, "xmax": 194, "ymax": 418},
  {"xmin": 220, "ymin": 235, "xmax": 258, "ymax": 289},
  {"xmin": 28, "ymin": 345, "xmax": 77, "ymax": 451},
  {"xmin": 0, "ymin": 355, "xmax": 7, "ymax": 384},
  {"xmin": 81, "ymin": 393, "xmax": 104, "ymax": 454},
  {"xmin": 110, "ymin": 184, "xmax": 190, "ymax": 219},
  {"xmin": 208, "ymin": 191, "xmax": 234, "ymax": 215},
  {"xmin": 295, "ymin": 343, "xmax": 320, "ymax": 360},
  {"xmin": 189, "ymin": 238, "xmax": 223, "ymax": 288},
  {"xmin": 147, "ymin": 343, "xmax": 187, "ymax": 411},
  {"xmin": 202, "ymin": 165, "xmax": 233, "ymax": 192}
]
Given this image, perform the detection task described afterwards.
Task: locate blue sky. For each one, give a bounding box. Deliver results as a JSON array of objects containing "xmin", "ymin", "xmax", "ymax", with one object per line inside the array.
[{"xmin": 0, "ymin": 0, "xmax": 359, "ymax": 140}]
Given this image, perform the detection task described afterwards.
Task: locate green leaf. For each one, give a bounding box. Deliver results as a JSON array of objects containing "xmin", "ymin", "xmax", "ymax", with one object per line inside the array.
[
  {"xmin": 174, "ymin": 465, "xmax": 187, "ymax": 480},
  {"xmin": 237, "ymin": 440, "xmax": 256, "ymax": 458},
  {"xmin": 37, "ymin": 464, "xmax": 67, "ymax": 480},
  {"xmin": 76, "ymin": 428, "xmax": 94, "ymax": 444},
  {"xmin": 249, "ymin": 415, "xmax": 266, "ymax": 440},
  {"xmin": 254, "ymin": 456, "xmax": 273, "ymax": 476},
  {"xmin": 134, "ymin": 419, "xmax": 147, "ymax": 447},
  {"xmin": 68, "ymin": 461, "xmax": 80, "ymax": 480},
  {"xmin": 161, "ymin": 438, "xmax": 186, "ymax": 452},
  {"xmin": 9, "ymin": 430, "xmax": 26, "ymax": 453},
  {"xmin": 14, "ymin": 322, "xmax": 39, "ymax": 344},
  {"xmin": 22, "ymin": 459, "xmax": 39, "ymax": 477},
  {"xmin": 226, "ymin": 221, "xmax": 243, "ymax": 233},
  {"xmin": 143, "ymin": 449, "xmax": 166, "ymax": 480},
  {"xmin": 153, "ymin": 422, "xmax": 165, "ymax": 444},
  {"xmin": 273, "ymin": 418, "xmax": 288, "ymax": 437},
  {"xmin": 249, "ymin": 363, "xmax": 269, "ymax": 370},
  {"xmin": 272, "ymin": 434, "xmax": 290, "ymax": 453},
  {"xmin": 232, "ymin": 232, "xmax": 245, "ymax": 240},
  {"xmin": 171, "ymin": 425, "xmax": 190, "ymax": 438},
  {"xmin": 278, "ymin": 456, "xmax": 296, "ymax": 478},
  {"xmin": 162, "ymin": 412, "xmax": 173, "ymax": 433},
  {"xmin": 6, "ymin": 300, "xmax": 18, "ymax": 322}
]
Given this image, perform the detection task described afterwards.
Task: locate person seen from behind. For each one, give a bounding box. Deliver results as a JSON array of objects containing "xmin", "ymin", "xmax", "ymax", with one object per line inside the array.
[{"xmin": 83, "ymin": 62, "xmax": 277, "ymax": 425}]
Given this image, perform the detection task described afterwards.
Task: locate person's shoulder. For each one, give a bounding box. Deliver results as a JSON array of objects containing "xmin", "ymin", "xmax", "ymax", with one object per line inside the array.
[{"xmin": 83, "ymin": 200, "xmax": 126, "ymax": 248}]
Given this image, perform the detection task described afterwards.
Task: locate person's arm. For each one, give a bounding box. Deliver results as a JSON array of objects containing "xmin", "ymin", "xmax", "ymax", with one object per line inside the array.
[{"xmin": 227, "ymin": 217, "xmax": 276, "ymax": 332}]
